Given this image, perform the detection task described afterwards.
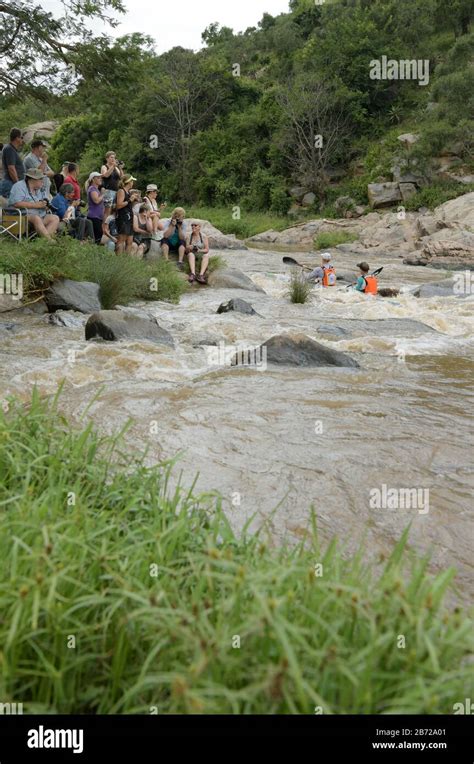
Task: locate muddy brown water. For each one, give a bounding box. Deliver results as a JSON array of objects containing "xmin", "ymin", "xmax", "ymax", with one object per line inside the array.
[{"xmin": 1, "ymin": 249, "xmax": 473, "ymax": 598}]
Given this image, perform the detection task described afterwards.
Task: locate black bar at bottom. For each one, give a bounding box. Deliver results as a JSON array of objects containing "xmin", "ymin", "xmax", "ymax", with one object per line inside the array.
[{"xmin": 0, "ymin": 714, "xmax": 471, "ymax": 758}]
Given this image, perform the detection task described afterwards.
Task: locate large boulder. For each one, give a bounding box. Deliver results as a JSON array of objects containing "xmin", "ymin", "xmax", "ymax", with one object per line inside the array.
[
  {"xmin": 255, "ymin": 333, "xmax": 359, "ymax": 368},
  {"xmin": 85, "ymin": 310, "xmax": 174, "ymax": 346},
  {"xmin": 21, "ymin": 120, "xmax": 60, "ymax": 145},
  {"xmin": 0, "ymin": 293, "xmax": 21, "ymax": 313},
  {"xmin": 412, "ymin": 278, "xmax": 469, "ymax": 299},
  {"xmin": 208, "ymin": 268, "xmax": 265, "ymax": 292},
  {"xmin": 420, "ymin": 230, "xmax": 474, "ymax": 264},
  {"xmin": 434, "ymin": 192, "xmax": 474, "ymax": 230},
  {"xmin": 368, "ymin": 182, "xmax": 402, "ymax": 209},
  {"xmin": 399, "ymin": 182, "xmax": 417, "ymax": 202},
  {"xmin": 49, "ymin": 311, "xmax": 86, "ymax": 328},
  {"xmin": 216, "ymin": 298, "xmax": 259, "ymax": 316},
  {"xmin": 302, "ymin": 192, "xmax": 316, "ymax": 207},
  {"xmin": 189, "ymin": 219, "xmax": 246, "ymax": 250},
  {"xmin": 45, "ymin": 279, "xmax": 101, "ymax": 314},
  {"xmin": 289, "ymin": 186, "xmax": 307, "ymax": 203}
]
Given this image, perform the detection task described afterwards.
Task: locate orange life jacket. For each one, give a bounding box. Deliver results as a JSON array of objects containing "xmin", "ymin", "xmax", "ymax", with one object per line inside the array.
[
  {"xmin": 322, "ymin": 266, "xmax": 337, "ymax": 287},
  {"xmin": 363, "ymin": 275, "xmax": 378, "ymax": 295}
]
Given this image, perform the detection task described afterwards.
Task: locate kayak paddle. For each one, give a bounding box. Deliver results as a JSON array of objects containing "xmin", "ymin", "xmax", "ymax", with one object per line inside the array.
[{"xmin": 282, "ymin": 256, "xmax": 312, "ymax": 271}]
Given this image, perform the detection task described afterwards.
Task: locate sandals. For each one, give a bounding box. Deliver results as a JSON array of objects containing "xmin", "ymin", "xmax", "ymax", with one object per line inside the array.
[
  {"xmin": 196, "ymin": 273, "xmax": 207, "ymax": 285},
  {"xmin": 188, "ymin": 273, "xmax": 196, "ymax": 284}
]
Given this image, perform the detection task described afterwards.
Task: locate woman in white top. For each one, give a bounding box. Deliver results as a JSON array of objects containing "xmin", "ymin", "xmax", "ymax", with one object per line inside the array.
[{"xmin": 143, "ymin": 184, "xmax": 165, "ymax": 239}]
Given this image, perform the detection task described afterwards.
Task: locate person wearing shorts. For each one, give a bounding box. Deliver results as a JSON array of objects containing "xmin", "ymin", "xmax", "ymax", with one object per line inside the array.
[
  {"xmin": 161, "ymin": 207, "xmax": 188, "ymax": 268},
  {"xmin": 116, "ymin": 175, "xmax": 138, "ymax": 254}
]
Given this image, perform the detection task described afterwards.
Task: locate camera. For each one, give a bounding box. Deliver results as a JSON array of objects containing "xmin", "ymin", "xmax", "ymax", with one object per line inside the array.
[
  {"xmin": 192, "ymin": 246, "xmax": 199, "ymax": 254},
  {"xmin": 117, "ymin": 161, "xmax": 124, "ymax": 167}
]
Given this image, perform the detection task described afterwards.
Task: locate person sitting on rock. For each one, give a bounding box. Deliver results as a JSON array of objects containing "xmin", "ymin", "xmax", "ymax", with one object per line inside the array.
[
  {"xmin": 143, "ymin": 184, "xmax": 166, "ymax": 239},
  {"xmin": 133, "ymin": 204, "xmax": 153, "ymax": 258},
  {"xmin": 355, "ymin": 262, "xmax": 378, "ymax": 295},
  {"xmin": 306, "ymin": 252, "xmax": 336, "ymax": 287},
  {"xmin": 161, "ymin": 207, "xmax": 188, "ymax": 269},
  {"xmin": 186, "ymin": 222, "xmax": 210, "ymax": 284},
  {"xmin": 8, "ymin": 168, "xmax": 60, "ymax": 239},
  {"xmin": 50, "ymin": 182, "xmax": 94, "ymax": 242}
]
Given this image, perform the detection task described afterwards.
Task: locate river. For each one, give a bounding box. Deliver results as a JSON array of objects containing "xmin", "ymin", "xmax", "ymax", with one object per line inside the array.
[{"xmin": 1, "ymin": 248, "xmax": 473, "ymax": 598}]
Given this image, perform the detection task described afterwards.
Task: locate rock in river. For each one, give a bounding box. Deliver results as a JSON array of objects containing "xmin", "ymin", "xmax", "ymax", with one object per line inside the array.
[
  {"xmin": 216, "ymin": 298, "xmax": 260, "ymax": 316},
  {"xmin": 255, "ymin": 333, "xmax": 359, "ymax": 368},
  {"xmin": 45, "ymin": 279, "xmax": 101, "ymax": 314},
  {"xmin": 208, "ymin": 268, "xmax": 265, "ymax": 292},
  {"xmin": 85, "ymin": 310, "xmax": 174, "ymax": 346}
]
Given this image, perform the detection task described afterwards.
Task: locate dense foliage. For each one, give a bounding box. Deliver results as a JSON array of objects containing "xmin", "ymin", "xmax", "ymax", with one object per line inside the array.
[
  {"xmin": 1, "ymin": 0, "xmax": 473, "ymax": 214},
  {"xmin": 0, "ymin": 391, "xmax": 472, "ymax": 714}
]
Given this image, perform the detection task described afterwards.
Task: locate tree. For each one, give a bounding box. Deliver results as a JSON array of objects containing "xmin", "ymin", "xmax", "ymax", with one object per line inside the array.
[
  {"xmin": 276, "ymin": 77, "xmax": 354, "ymax": 198},
  {"xmin": 142, "ymin": 48, "xmax": 234, "ymax": 199},
  {"xmin": 0, "ymin": 0, "xmax": 124, "ymax": 97}
]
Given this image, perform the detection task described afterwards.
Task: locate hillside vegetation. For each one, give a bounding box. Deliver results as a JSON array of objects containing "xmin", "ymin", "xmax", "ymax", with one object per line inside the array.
[{"xmin": 1, "ymin": 0, "xmax": 472, "ymax": 217}]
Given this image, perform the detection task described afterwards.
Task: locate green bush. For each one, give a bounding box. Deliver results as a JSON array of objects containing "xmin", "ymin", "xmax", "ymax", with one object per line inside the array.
[
  {"xmin": 314, "ymin": 231, "xmax": 359, "ymax": 250},
  {"xmin": 403, "ymin": 180, "xmax": 474, "ymax": 211},
  {"xmin": 0, "ymin": 238, "xmax": 186, "ymax": 307},
  {"xmin": 0, "ymin": 391, "xmax": 472, "ymax": 714},
  {"xmin": 287, "ymin": 270, "xmax": 312, "ymax": 304}
]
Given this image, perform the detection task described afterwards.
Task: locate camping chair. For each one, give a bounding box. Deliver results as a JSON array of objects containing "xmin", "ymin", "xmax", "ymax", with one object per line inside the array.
[{"xmin": 0, "ymin": 207, "xmax": 36, "ymax": 242}]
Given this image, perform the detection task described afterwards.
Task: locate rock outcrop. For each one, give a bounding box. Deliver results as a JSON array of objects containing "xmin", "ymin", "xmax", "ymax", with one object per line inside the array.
[{"xmin": 21, "ymin": 121, "xmax": 60, "ymax": 145}]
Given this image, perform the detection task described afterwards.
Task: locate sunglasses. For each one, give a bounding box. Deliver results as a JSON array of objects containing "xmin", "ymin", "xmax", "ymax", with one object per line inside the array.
[{"xmin": 191, "ymin": 224, "xmax": 199, "ymax": 227}]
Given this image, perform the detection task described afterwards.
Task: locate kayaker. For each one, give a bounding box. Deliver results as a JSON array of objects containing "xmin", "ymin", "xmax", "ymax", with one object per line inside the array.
[
  {"xmin": 355, "ymin": 262, "xmax": 378, "ymax": 295},
  {"xmin": 306, "ymin": 253, "xmax": 337, "ymax": 287}
]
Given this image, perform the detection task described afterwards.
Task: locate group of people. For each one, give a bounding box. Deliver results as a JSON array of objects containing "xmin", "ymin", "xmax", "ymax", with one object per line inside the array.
[
  {"xmin": 0, "ymin": 129, "xmax": 211, "ymax": 285},
  {"xmin": 306, "ymin": 253, "xmax": 378, "ymax": 294}
]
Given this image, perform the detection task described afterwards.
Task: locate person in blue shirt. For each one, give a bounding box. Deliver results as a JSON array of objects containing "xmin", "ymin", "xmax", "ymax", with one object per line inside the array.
[{"xmin": 50, "ymin": 183, "xmax": 94, "ymax": 242}]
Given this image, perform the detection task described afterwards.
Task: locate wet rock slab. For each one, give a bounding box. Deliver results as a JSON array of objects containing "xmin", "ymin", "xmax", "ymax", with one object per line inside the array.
[
  {"xmin": 208, "ymin": 268, "xmax": 265, "ymax": 292},
  {"xmin": 316, "ymin": 319, "xmax": 437, "ymax": 338}
]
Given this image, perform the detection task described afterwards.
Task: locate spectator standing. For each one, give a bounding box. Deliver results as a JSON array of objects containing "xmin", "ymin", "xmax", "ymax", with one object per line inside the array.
[
  {"xmin": 116, "ymin": 175, "xmax": 138, "ymax": 254},
  {"xmin": 101, "ymin": 151, "xmax": 123, "ymax": 217},
  {"xmin": 23, "ymin": 139, "xmax": 55, "ymax": 199},
  {"xmin": 85, "ymin": 172, "xmax": 106, "ymax": 244},
  {"xmin": 0, "ymin": 128, "xmax": 25, "ymax": 198}
]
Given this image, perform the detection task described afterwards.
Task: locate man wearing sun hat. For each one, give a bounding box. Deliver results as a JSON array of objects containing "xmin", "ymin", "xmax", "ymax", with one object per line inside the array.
[{"xmin": 8, "ymin": 168, "xmax": 60, "ymax": 239}]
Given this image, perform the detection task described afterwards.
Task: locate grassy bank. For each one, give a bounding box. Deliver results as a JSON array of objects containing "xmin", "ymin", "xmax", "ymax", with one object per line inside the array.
[
  {"xmin": 0, "ymin": 238, "xmax": 187, "ymax": 308},
  {"xmin": 0, "ymin": 391, "xmax": 472, "ymax": 715}
]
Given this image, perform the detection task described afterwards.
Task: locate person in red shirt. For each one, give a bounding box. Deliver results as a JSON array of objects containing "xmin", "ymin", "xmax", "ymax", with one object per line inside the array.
[{"xmin": 63, "ymin": 163, "xmax": 81, "ymax": 203}]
